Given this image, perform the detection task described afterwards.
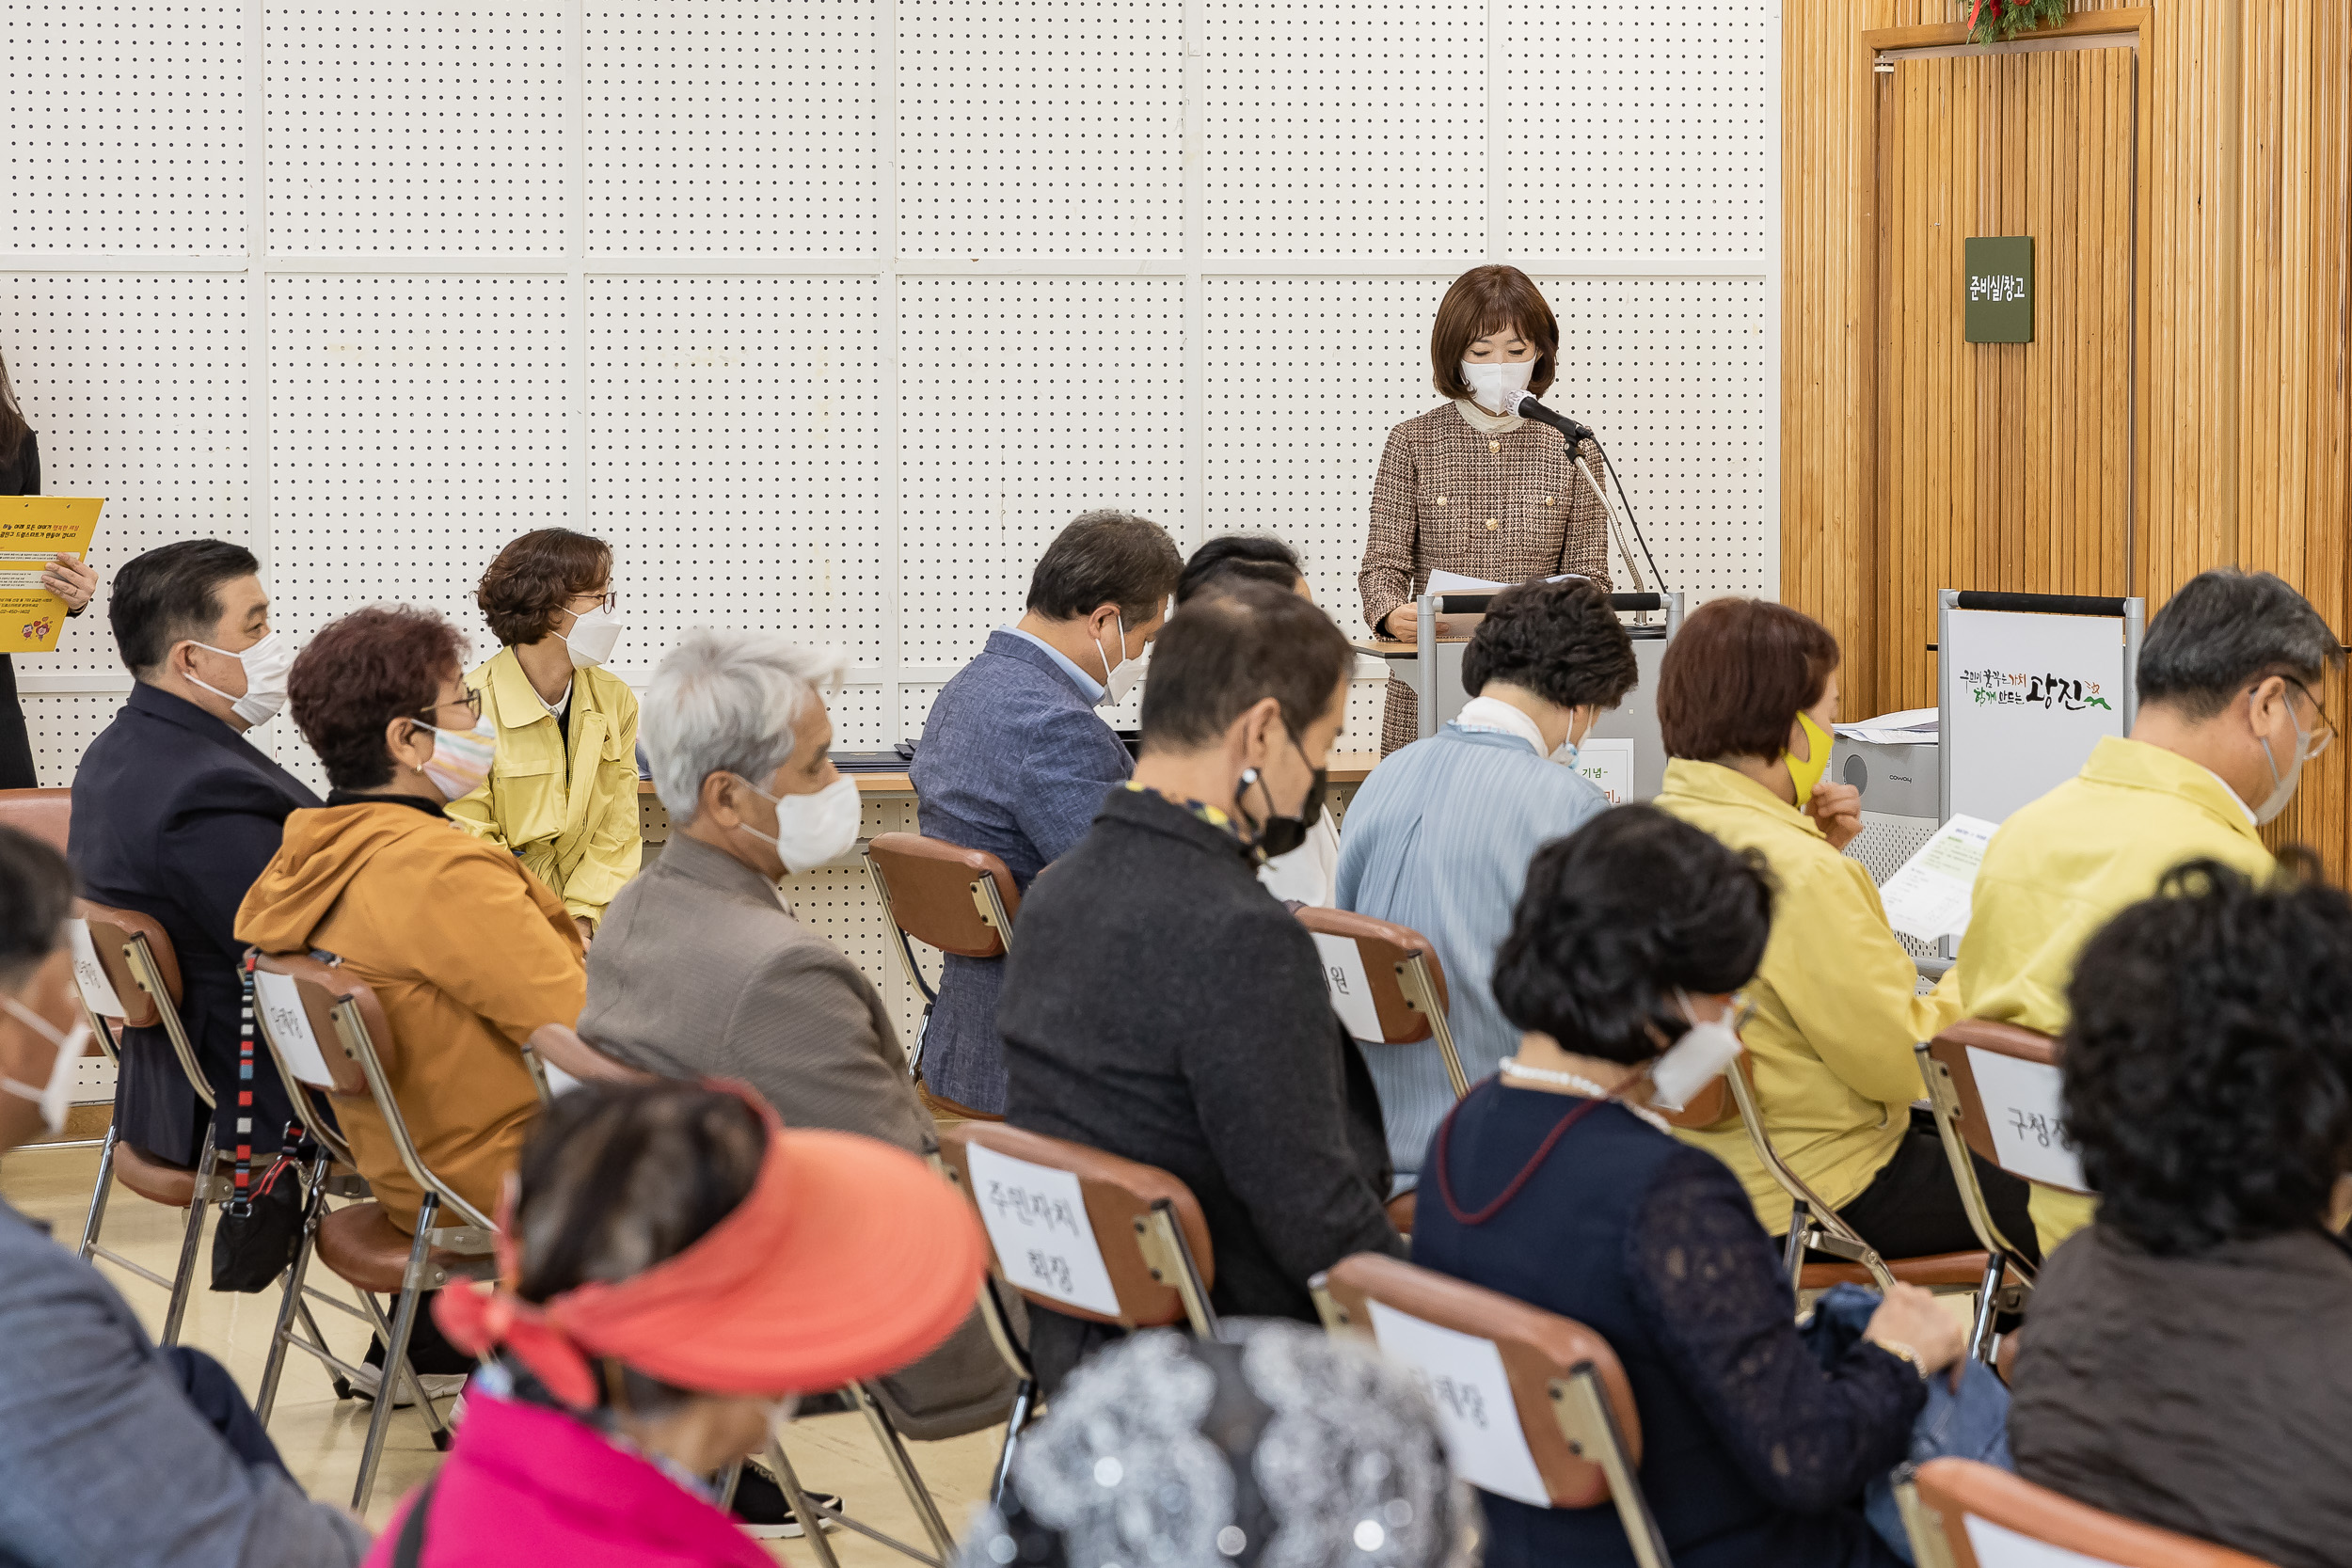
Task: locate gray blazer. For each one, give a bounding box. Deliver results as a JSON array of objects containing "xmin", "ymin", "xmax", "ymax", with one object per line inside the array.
[
  {"xmin": 581, "ymin": 831, "xmax": 1020, "ymax": 1438},
  {"xmin": 0, "ymin": 1201, "xmax": 369, "ymax": 1568}
]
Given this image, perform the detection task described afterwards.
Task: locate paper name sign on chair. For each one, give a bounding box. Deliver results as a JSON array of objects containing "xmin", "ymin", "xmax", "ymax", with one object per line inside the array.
[
  {"xmin": 1365, "ymin": 1300, "xmax": 1549, "ymax": 1508},
  {"xmin": 1963, "ymin": 1514, "xmax": 2123, "ymax": 1568},
  {"xmin": 253, "ymin": 968, "xmax": 338, "ymax": 1089},
  {"xmin": 963, "ymin": 1141, "xmax": 1122, "ymax": 1318},
  {"xmin": 65, "ymin": 919, "xmax": 124, "ymax": 1017},
  {"xmin": 1966, "ymin": 1046, "xmax": 2090, "ymax": 1192},
  {"xmin": 1311, "ymin": 932, "xmax": 1384, "ymax": 1042}
]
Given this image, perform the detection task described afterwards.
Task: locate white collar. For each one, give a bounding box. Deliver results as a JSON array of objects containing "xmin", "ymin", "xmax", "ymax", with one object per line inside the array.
[
  {"xmin": 1454, "ymin": 397, "xmax": 1525, "ymax": 434},
  {"xmin": 536, "ymin": 680, "xmax": 572, "ymax": 721},
  {"xmin": 1454, "ymin": 695, "xmax": 1548, "ymax": 754}
]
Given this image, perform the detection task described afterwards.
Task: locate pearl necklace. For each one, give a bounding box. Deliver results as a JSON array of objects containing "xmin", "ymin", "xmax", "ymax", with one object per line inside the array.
[{"xmin": 1498, "ymin": 1058, "xmax": 1672, "ymax": 1133}]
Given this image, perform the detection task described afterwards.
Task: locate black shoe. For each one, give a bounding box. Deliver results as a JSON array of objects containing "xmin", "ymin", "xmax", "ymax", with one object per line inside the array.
[{"xmin": 730, "ymin": 1462, "xmax": 841, "ymax": 1540}]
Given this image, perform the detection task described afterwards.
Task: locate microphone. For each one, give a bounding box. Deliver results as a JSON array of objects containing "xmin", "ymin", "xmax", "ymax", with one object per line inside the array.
[{"xmin": 1506, "ymin": 392, "xmax": 1595, "ymax": 445}]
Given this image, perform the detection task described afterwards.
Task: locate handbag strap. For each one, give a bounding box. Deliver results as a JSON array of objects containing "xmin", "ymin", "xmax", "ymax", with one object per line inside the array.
[
  {"xmin": 390, "ymin": 1475, "xmax": 440, "ymax": 1568},
  {"xmin": 227, "ymin": 953, "xmax": 259, "ymax": 1217}
]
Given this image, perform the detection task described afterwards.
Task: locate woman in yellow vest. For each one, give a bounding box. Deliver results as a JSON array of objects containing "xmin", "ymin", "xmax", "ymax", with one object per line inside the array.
[
  {"xmin": 1653, "ymin": 597, "xmax": 2037, "ymax": 1265},
  {"xmin": 450, "ymin": 529, "xmax": 642, "ymax": 940}
]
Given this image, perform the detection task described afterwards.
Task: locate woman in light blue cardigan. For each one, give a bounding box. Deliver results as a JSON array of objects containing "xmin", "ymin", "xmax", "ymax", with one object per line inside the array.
[{"xmin": 1335, "ymin": 577, "xmax": 1639, "ymax": 1181}]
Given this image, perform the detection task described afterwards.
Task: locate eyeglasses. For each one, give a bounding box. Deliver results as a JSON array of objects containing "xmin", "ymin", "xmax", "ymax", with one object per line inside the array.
[
  {"xmin": 571, "ymin": 590, "xmax": 619, "ymax": 614},
  {"xmin": 2286, "ymin": 678, "xmax": 2336, "ymax": 758},
  {"xmin": 416, "ymin": 687, "xmax": 484, "ymax": 724}
]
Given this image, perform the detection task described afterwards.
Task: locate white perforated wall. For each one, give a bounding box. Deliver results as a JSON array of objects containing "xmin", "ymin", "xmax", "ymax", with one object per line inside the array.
[{"xmin": 1, "ymin": 0, "xmax": 1777, "ymax": 1025}]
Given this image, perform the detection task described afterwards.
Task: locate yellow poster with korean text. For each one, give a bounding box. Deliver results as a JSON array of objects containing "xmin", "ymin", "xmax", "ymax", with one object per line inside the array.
[{"xmin": 0, "ymin": 497, "xmax": 102, "ymax": 655}]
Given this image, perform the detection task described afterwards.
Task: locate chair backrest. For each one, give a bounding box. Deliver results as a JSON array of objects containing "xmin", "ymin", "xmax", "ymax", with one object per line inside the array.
[
  {"xmin": 1902, "ymin": 1459, "xmax": 2280, "ymax": 1568},
  {"xmin": 1922, "ymin": 1019, "xmax": 2090, "ymax": 1194},
  {"xmin": 866, "ymin": 832, "xmax": 1021, "ymax": 958},
  {"xmin": 1294, "ymin": 906, "xmax": 1451, "ymax": 1046},
  {"xmin": 1316, "ymin": 1253, "xmax": 1644, "ymax": 1512},
  {"xmin": 936, "ymin": 1120, "xmax": 1216, "ymax": 1331},
  {"xmin": 0, "ymin": 787, "xmax": 71, "ymax": 853},
  {"xmin": 74, "ymin": 900, "xmax": 183, "ymax": 1028}
]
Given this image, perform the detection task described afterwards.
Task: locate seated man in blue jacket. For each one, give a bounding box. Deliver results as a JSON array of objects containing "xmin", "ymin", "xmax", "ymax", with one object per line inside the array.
[
  {"xmin": 0, "ymin": 827, "xmax": 368, "ymax": 1568},
  {"xmin": 910, "ymin": 509, "xmax": 1182, "ymax": 1115},
  {"xmin": 69, "ymin": 539, "xmax": 318, "ymax": 1169}
]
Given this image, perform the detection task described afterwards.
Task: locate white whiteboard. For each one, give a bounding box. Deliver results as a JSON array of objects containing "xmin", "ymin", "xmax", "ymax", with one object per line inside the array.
[{"xmin": 1943, "ymin": 608, "xmax": 2131, "ymax": 826}]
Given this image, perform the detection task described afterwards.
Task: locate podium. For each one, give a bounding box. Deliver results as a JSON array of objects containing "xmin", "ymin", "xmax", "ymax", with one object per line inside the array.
[{"xmin": 1357, "ymin": 589, "xmax": 1685, "ymax": 801}]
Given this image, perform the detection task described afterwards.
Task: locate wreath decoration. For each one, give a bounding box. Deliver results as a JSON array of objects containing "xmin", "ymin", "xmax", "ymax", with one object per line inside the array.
[{"xmin": 1968, "ymin": 0, "xmax": 2067, "ymax": 44}]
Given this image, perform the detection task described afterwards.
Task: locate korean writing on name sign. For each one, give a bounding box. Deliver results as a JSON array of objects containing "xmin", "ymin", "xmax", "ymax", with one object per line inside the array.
[
  {"xmin": 1966, "ymin": 1045, "xmax": 2090, "ymax": 1193},
  {"xmin": 1967, "ymin": 274, "xmax": 2027, "ymax": 303},
  {"xmin": 962, "ymin": 1141, "xmax": 1123, "ymax": 1318},
  {"xmin": 252, "ymin": 968, "xmax": 338, "ymax": 1088},
  {"xmin": 1366, "ymin": 1300, "xmax": 1549, "ymax": 1508},
  {"xmin": 1310, "ymin": 930, "xmax": 1384, "ymax": 1042},
  {"xmin": 64, "ymin": 919, "xmax": 124, "ymax": 1018}
]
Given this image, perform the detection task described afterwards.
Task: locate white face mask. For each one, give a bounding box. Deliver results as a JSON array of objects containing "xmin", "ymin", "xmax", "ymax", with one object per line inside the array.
[
  {"xmin": 1094, "ymin": 613, "xmax": 1146, "ymax": 708},
  {"xmin": 2, "ymin": 994, "xmax": 88, "ymax": 1135},
  {"xmin": 734, "ymin": 773, "xmax": 861, "ymax": 875},
  {"xmin": 1646, "ymin": 990, "xmax": 1745, "ymax": 1113},
  {"xmin": 558, "ymin": 603, "xmax": 624, "ymax": 670},
  {"xmin": 187, "ymin": 630, "xmax": 295, "ymax": 728},
  {"xmin": 2253, "ymin": 691, "xmax": 2315, "ymax": 826},
  {"xmin": 1460, "ymin": 358, "xmax": 1534, "ymax": 415}
]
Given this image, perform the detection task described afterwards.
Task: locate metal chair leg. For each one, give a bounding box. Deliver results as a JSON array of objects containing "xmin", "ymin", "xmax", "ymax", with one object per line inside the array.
[
  {"xmin": 78, "ymin": 1121, "xmax": 119, "ymax": 1260},
  {"xmin": 158, "ymin": 1128, "xmax": 218, "ymax": 1347},
  {"xmin": 1967, "ymin": 1251, "xmax": 2008, "ymax": 1364},
  {"xmin": 991, "ymin": 1377, "xmax": 1034, "ymax": 1507},
  {"xmin": 852, "ymin": 1383, "xmax": 955, "ymax": 1558},
  {"xmin": 765, "ymin": 1436, "xmax": 845, "ymax": 1568},
  {"xmin": 354, "ymin": 1199, "xmax": 436, "ymax": 1512},
  {"xmin": 717, "ymin": 1458, "xmax": 746, "ymax": 1512},
  {"xmin": 255, "ymin": 1152, "xmax": 333, "ymax": 1425}
]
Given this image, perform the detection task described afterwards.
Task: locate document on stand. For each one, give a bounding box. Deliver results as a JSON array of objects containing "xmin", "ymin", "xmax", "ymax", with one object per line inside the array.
[{"xmin": 1877, "ymin": 815, "xmax": 1998, "ymax": 942}]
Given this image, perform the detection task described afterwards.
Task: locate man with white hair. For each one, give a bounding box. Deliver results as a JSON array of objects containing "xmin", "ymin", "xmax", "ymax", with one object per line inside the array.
[{"xmin": 580, "ymin": 626, "xmax": 1019, "ymax": 1458}]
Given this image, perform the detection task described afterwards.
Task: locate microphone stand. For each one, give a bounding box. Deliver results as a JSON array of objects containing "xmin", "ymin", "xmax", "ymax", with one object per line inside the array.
[{"xmin": 1510, "ymin": 394, "xmax": 1662, "ymax": 626}]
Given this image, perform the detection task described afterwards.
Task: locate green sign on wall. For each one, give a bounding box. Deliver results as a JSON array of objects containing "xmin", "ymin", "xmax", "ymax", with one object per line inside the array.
[{"xmin": 1964, "ymin": 236, "xmax": 2034, "ymax": 343}]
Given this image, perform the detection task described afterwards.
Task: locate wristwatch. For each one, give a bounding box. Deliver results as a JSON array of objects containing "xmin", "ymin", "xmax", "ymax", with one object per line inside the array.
[{"xmin": 1869, "ymin": 1338, "xmax": 1932, "ymax": 1380}]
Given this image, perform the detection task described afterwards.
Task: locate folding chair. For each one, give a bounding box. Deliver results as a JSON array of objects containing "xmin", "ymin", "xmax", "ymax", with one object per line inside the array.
[
  {"xmin": 0, "ymin": 785, "xmax": 72, "ymax": 851},
  {"xmin": 245, "ymin": 949, "xmax": 496, "ymax": 1511},
  {"xmin": 70, "ymin": 902, "xmax": 230, "ymax": 1347},
  {"xmin": 1916, "ymin": 1020, "xmax": 2085, "ymax": 1355},
  {"xmin": 1896, "ymin": 1458, "xmax": 2280, "ymax": 1568},
  {"xmin": 864, "ymin": 832, "xmax": 1020, "ymax": 1119},
  {"xmin": 936, "ymin": 1120, "xmax": 1218, "ymax": 1506},
  {"xmin": 1295, "ymin": 906, "xmax": 1468, "ymax": 1099},
  {"xmin": 1312, "ymin": 1252, "xmax": 1672, "ymax": 1568},
  {"xmin": 1718, "ymin": 1056, "xmax": 2008, "ymax": 1344},
  {"xmin": 516, "ymin": 1022, "xmax": 658, "ymax": 1102}
]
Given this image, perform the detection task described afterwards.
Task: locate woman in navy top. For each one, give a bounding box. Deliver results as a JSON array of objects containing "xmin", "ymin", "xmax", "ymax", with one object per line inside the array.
[{"xmin": 1412, "ymin": 805, "xmax": 1963, "ymax": 1568}]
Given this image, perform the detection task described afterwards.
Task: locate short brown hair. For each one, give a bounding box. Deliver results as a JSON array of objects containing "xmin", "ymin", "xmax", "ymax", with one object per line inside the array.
[
  {"xmin": 1657, "ymin": 597, "xmax": 1841, "ymax": 762},
  {"xmin": 478, "ymin": 529, "xmax": 612, "ymax": 646},
  {"xmin": 1430, "ymin": 265, "xmax": 1559, "ymax": 402},
  {"xmin": 288, "ymin": 605, "xmax": 469, "ymax": 790}
]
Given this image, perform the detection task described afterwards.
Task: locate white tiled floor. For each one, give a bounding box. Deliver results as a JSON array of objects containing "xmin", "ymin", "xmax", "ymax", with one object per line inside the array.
[{"xmin": 1, "ymin": 1141, "xmax": 1009, "ymax": 1565}]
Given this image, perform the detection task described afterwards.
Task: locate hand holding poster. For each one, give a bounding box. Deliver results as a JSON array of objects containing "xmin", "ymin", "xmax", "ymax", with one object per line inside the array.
[{"xmin": 0, "ymin": 498, "xmax": 102, "ymax": 655}]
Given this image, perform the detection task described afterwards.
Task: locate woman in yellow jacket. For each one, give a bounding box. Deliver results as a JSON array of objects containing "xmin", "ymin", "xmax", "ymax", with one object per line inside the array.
[
  {"xmin": 1652, "ymin": 597, "xmax": 2038, "ymax": 1265},
  {"xmin": 450, "ymin": 529, "xmax": 642, "ymax": 940}
]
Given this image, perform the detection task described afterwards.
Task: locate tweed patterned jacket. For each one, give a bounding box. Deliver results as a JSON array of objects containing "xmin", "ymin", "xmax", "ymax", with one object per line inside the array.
[{"xmin": 1359, "ymin": 402, "xmax": 1613, "ymax": 752}]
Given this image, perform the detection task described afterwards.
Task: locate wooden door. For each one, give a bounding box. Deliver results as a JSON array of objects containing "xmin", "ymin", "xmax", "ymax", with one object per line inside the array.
[{"xmin": 1870, "ymin": 40, "xmax": 2137, "ymax": 709}]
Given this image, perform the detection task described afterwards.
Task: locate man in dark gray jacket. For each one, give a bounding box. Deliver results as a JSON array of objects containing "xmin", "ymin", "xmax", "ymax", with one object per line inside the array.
[
  {"xmin": 582, "ymin": 626, "xmax": 1017, "ymax": 1441},
  {"xmin": 0, "ymin": 827, "xmax": 367, "ymax": 1568}
]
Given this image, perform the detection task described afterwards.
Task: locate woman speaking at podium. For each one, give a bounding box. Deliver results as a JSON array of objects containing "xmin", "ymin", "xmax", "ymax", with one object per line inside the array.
[{"xmin": 1359, "ymin": 264, "xmax": 1612, "ymax": 753}]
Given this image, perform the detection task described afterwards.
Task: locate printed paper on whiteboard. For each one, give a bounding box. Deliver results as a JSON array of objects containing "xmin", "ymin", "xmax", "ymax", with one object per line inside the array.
[
  {"xmin": 963, "ymin": 1141, "xmax": 1122, "ymax": 1318},
  {"xmin": 1945, "ymin": 608, "xmax": 2129, "ymax": 826},
  {"xmin": 65, "ymin": 919, "xmax": 124, "ymax": 1018},
  {"xmin": 1876, "ymin": 814, "xmax": 1998, "ymax": 941},
  {"xmin": 1964, "ymin": 1513, "xmax": 2121, "ymax": 1567},
  {"xmin": 1311, "ymin": 930, "xmax": 1385, "ymax": 1042},
  {"xmin": 1367, "ymin": 1300, "xmax": 1549, "ymax": 1507},
  {"xmin": 253, "ymin": 968, "xmax": 337, "ymax": 1089},
  {"xmin": 1967, "ymin": 1046, "xmax": 2090, "ymax": 1192},
  {"xmin": 1568, "ymin": 737, "xmax": 1634, "ymax": 805}
]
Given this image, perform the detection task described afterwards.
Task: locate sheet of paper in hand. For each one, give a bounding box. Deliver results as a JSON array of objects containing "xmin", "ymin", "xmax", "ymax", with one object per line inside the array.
[
  {"xmin": 1367, "ymin": 1299, "xmax": 1549, "ymax": 1507},
  {"xmin": 64, "ymin": 919, "xmax": 125, "ymax": 1018},
  {"xmin": 0, "ymin": 496, "xmax": 101, "ymax": 654},
  {"xmin": 964, "ymin": 1141, "xmax": 1122, "ymax": 1318},
  {"xmin": 253, "ymin": 968, "xmax": 338, "ymax": 1089},
  {"xmin": 1966, "ymin": 1046, "xmax": 2089, "ymax": 1192},
  {"xmin": 1311, "ymin": 931, "xmax": 1385, "ymax": 1041},
  {"xmin": 1877, "ymin": 814, "xmax": 1998, "ymax": 941}
]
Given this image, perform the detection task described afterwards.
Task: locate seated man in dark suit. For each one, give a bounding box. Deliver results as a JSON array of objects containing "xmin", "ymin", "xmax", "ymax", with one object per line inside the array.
[
  {"xmin": 68, "ymin": 539, "xmax": 319, "ymax": 1168},
  {"xmin": 910, "ymin": 508, "xmax": 1182, "ymax": 1115},
  {"xmin": 996, "ymin": 582, "xmax": 1404, "ymax": 1393}
]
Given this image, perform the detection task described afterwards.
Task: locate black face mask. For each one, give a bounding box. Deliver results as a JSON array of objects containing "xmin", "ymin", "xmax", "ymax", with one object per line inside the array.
[{"xmin": 1238, "ymin": 726, "xmax": 1327, "ymax": 860}]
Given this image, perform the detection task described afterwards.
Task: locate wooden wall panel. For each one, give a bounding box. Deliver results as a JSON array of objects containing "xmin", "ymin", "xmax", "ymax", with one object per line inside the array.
[{"xmin": 1785, "ymin": 0, "xmax": 2352, "ymax": 873}]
